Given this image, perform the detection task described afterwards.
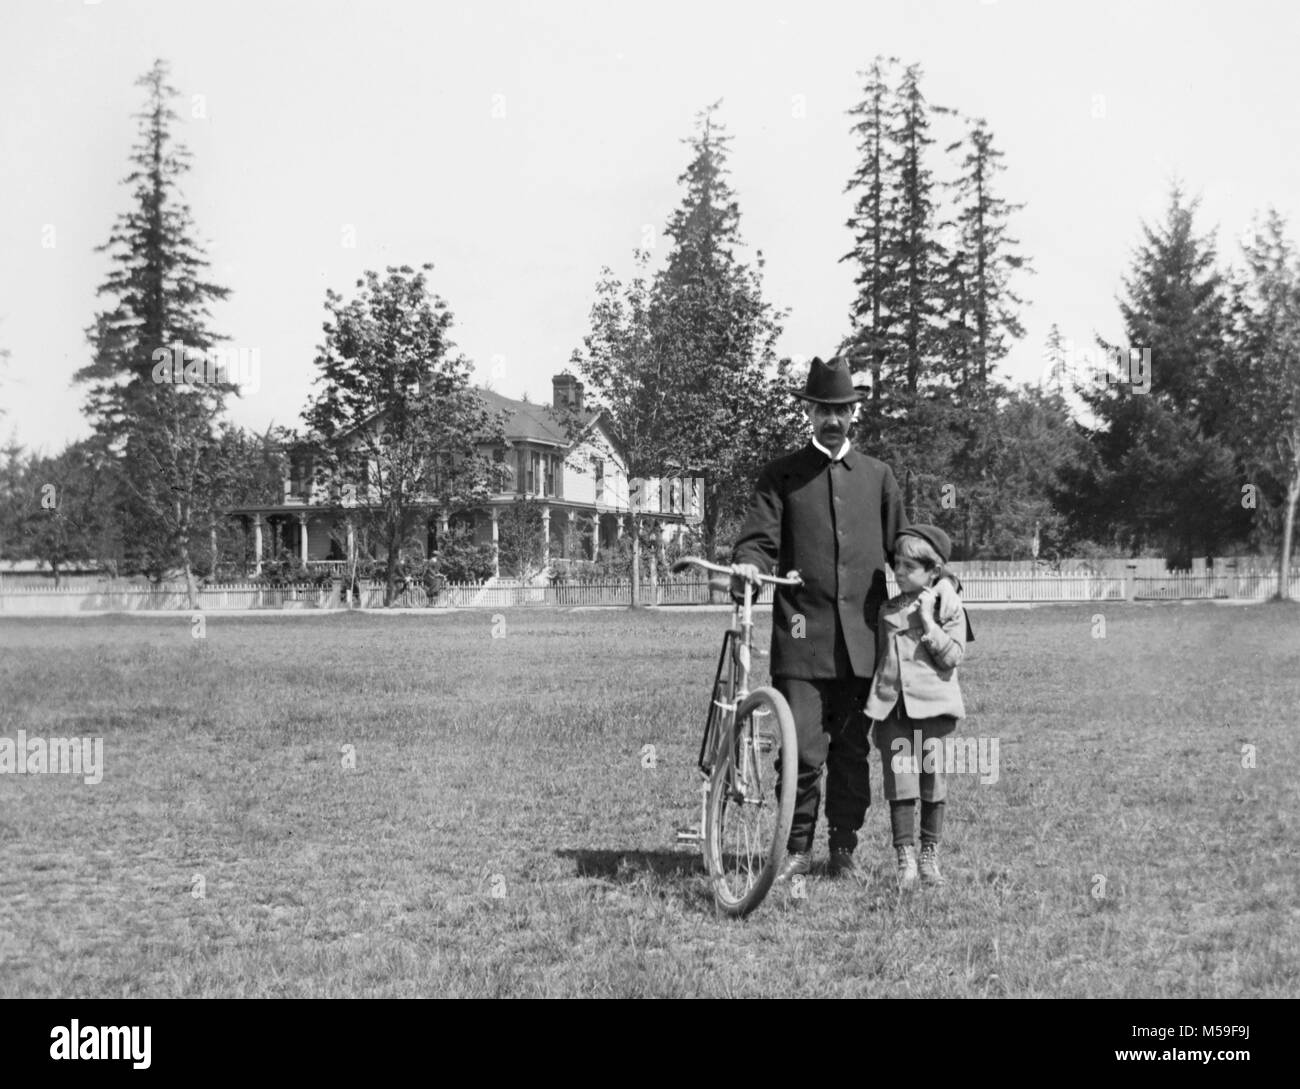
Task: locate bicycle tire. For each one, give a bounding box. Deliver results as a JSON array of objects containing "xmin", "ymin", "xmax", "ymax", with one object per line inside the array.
[{"xmin": 703, "ymin": 686, "xmax": 798, "ymax": 917}]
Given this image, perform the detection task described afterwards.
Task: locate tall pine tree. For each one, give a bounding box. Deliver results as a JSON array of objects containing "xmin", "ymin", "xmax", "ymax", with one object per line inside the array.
[
  {"xmin": 886, "ymin": 64, "xmax": 950, "ymax": 397},
  {"xmin": 842, "ymin": 55, "xmax": 901, "ymax": 427},
  {"xmin": 73, "ymin": 59, "xmax": 233, "ymax": 601},
  {"xmin": 575, "ymin": 102, "xmax": 789, "ymax": 560},
  {"xmin": 944, "ymin": 117, "xmax": 1028, "ymax": 393},
  {"xmin": 1225, "ymin": 211, "xmax": 1300, "ymax": 597},
  {"xmin": 1067, "ymin": 187, "xmax": 1245, "ymax": 564}
]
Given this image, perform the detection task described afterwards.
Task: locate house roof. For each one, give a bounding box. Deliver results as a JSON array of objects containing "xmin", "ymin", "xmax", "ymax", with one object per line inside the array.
[
  {"xmin": 477, "ymin": 387, "xmax": 602, "ymax": 448},
  {"xmin": 297, "ymin": 386, "xmax": 611, "ymax": 456}
]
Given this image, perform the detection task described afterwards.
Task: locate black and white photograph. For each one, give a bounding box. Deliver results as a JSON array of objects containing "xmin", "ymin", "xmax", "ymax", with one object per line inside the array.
[{"xmin": 0, "ymin": 0, "xmax": 1295, "ymax": 1041}]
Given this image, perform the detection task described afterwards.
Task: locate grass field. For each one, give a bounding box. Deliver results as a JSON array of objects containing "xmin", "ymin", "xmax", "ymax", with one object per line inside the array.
[{"xmin": 1, "ymin": 603, "xmax": 1298, "ymax": 998}]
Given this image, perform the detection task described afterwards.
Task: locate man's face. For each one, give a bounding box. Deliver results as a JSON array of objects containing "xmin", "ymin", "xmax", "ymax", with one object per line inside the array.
[{"xmin": 806, "ymin": 401, "xmax": 856, "ymax": 450}]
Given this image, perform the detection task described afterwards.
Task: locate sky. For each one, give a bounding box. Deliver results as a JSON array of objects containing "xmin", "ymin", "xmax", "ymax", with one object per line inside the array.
[{"xmin": 2, "ymin": 0, "xmax": 1299, "ymax": 455}]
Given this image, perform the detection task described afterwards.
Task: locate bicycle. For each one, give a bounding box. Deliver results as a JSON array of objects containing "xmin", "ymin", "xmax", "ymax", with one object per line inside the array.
[
  {"xmin": 392, "ymin": 579, "xmax": 429, "ymax": 608},
  {"xmin": 671, "ymin": 556, "xmax": 802, "ymax": 917}
]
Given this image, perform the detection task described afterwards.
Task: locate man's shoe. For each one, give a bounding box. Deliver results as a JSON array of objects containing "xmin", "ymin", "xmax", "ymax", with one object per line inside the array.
[
  {"xmin": 776, "ymin": 850, "xmax": 811, "ymax": 883},
  {"xmin": 827, "ymin": 847, "xmax": 859, "ymax": 878},
  {"xmin": 895, "ymin": 845, "xmax": 919, "ymax": 891},
  {"xmin": 919, "ymin": 842, "xmax": 946, "ymax": 886}
]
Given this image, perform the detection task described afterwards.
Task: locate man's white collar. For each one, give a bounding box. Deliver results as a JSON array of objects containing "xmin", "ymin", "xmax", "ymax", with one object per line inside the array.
[{"xmin": 812, "ymin": 436, "xmax": 851, "ymax": 461}]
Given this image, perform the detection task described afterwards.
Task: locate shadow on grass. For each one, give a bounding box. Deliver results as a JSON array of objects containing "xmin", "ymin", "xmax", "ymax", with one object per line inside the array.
[
  {"xmin": 556, "ymin": 847, "xmax": 706, "ymax": 882},
  {"xmin": 558, "ymin": 849, "xmax": 801, "ymax": 918}
]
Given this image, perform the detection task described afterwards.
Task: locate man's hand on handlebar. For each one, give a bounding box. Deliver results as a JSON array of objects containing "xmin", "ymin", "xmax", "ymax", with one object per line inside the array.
[{"xmin": 730, "ymin": 563, "xmax": 762, "ymax": 599}]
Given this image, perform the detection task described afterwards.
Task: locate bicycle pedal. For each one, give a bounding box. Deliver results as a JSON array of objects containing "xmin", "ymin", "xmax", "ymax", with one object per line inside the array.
[{"xmin": 675, "ymin": 828, "xmax": 702, "ymax": 843}]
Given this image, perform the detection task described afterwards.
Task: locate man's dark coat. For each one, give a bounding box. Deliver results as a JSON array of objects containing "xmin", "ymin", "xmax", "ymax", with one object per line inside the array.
[{"xmin": 732, "ymin": 443, "xmax": 905, "ymax": 680}]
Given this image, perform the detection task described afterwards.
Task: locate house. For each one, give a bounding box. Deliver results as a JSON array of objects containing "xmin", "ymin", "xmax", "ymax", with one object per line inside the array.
[{"xmin": 223, "ymin": 374, "xmax": 703, "ymax": 577}]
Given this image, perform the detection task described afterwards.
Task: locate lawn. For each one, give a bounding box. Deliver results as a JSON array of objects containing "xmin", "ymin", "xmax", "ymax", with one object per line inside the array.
[{"xmin": 1, "ymin": 603, "xmax": 1297, "ymax": 997}]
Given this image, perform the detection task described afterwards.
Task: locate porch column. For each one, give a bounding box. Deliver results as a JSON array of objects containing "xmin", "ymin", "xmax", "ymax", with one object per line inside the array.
[
  {"xmin": 252, "ymin": 514, "xmax": 264, "ymax": 576},
  {"xmin": 617, "ymin": 516, "xmax": 626, "ymax": 540},
  {"xmin": 439, "ymin": 514, "xmax": 450, "ymax": 545},
  {"xmin": 298, "ymin": 513, "xmax": 309, "ymax": 565},
  {"xmin": 590, "ymin": 514, "xmax": 600, "ymax": 560},
  {"xmin": 541, "ymin": 504, "xmax": 551, "ymax": 567},
  {"xmin": 490, "ymin": 508, "xmax": 500, "ymax": 576},
  {"xmin": 346, "ymin": 519, "xmax": 355, "ymax": 563},
  {"xmin": 567, "ymin": 510, "xmax": 576, "ymax": 561}
]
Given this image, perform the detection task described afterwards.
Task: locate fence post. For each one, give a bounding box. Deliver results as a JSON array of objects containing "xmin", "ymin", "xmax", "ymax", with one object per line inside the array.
[{"xmin": 1125, "ymin": 562, "xmax": 1138, "ymax": 603}]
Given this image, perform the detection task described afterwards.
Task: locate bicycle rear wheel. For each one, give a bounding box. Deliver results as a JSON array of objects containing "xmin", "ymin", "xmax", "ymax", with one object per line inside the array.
[{"xmin": 703, "ymin": 686, "xmax": 798, "ymax": 917}]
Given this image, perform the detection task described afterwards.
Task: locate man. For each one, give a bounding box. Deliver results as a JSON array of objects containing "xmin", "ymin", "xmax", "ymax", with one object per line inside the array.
[{"xmin": 730, "ymin": 355, "xmax": 964, "ymax": 880}]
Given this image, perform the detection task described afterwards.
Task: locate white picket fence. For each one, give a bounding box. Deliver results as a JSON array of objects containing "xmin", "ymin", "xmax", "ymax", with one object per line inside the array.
[{"xmin": 1, "ymin": 569, "xmax": 1297, "ymax": 613}]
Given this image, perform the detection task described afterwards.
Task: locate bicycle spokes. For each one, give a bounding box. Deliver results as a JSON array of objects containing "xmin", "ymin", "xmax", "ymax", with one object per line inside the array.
[{"xmin": 713, "ymin": 717, "xmax": 784, "ymax": 903}]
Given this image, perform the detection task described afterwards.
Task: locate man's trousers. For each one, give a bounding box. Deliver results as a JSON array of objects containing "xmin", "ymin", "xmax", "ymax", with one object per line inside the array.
[{"xmin": 773, "ymin": 676, "xmax": 873, "ymax": 854}]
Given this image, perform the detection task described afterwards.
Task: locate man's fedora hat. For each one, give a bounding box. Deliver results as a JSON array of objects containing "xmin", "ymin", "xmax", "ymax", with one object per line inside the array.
[{"xmin": 793, "ymin": 356, "xmax": 868, "ymax": 404}]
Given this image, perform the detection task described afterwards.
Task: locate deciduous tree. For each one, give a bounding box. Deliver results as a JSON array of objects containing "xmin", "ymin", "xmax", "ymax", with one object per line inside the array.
[{"xmin": 301, "ymin": 264, "xmax": 506, "ymax": 605}]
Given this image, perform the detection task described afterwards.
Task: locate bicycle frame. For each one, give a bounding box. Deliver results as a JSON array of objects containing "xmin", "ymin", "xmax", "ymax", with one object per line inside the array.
[
  {"xmin": 698, "ymin": 580, "xmax": 756, "ymax": 773},
  {"xmin": 679, "ymin": 567, "xmax": 793, "ymax": 847}
]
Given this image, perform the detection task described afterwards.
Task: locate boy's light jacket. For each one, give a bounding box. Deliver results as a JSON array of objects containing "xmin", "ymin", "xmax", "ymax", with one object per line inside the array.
[{"xmin": 864, "ymin": 592, "xmax": 966, "ymax": 721}]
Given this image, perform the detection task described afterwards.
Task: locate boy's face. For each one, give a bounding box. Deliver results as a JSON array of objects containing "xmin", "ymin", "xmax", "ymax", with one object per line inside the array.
[
  {"xmin": 894, "ymin": 555, "xmax": 935, "ymax": 594},
  {"xmin": 805, "ymin": 401, "xmax": 856, "ymax": 450}
]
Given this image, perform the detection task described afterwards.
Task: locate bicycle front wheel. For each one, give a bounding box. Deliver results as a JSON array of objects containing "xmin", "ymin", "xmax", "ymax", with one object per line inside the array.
[{"xmin": 703, "ymin": 686, "xmax": 798, "ymax": 917}]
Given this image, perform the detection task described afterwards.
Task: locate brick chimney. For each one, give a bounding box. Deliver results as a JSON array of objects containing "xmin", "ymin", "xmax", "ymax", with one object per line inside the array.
[{"xmin": 552, "ymin": 373, "xmax": 584, "ymax": 412}]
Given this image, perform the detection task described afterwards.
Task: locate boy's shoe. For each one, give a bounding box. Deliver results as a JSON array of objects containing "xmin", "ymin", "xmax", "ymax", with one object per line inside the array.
[
  {"xmin": 827, "ymin": 847, "xmax": 858, "ymax": 878},
  {"xmin": 919, "ymin": 843, "xmax": 946, "ymax": 886},
  {"xmin": 895, "ymin": 845, "xmax": 918, "ymax": 890},
  {"xmin": 776, "ymin": 851, "xmax": 811, "ymax": 883}
]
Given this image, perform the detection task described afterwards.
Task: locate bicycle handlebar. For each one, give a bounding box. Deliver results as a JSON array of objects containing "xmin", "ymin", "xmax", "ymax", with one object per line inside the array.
[{"xmin": 670, "ymin": 556, "xmax": 803, "ymax": 587}]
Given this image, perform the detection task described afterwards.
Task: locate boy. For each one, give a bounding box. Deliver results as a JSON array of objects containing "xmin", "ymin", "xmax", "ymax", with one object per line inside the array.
[{"xmin": 864, "ymin": 525, "xmax": 967, "ymax": 889}]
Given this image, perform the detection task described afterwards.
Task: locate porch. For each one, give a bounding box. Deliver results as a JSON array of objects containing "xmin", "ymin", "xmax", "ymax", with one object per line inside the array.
[{"xmin": 222, "ymin": 502, "xmax": 689, "ymax": 578}]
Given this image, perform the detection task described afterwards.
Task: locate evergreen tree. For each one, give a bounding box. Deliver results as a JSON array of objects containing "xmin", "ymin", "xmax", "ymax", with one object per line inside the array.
[
  {"xmin": 1042, "ymin": 323, "xmax": 1070, "ymax": 395},
  {"xmin": 1225, "ymin": 211, "xmax": 1300, "ymax": 597},
  {"xmin": 574, "ymin": 103, "xmax": 790, "ymax": 562},
  {"xmin": 884, "ymin": 64, "xmax": 950, "ymax": 397},
  {"xmin": 841, "ymin": 56, "xmax": 901, "ymax": 422},
  {"xmin": 1067, "ymin": 187, "xmax": 1245, "ymax": 565},
  {"xmin": 841, "ymin": 63, "xmax": 956, "ymax": 517},
  {"xmin": 651, "ymin": 103, "xmax": 789, "ymax": 557},
  {"xmin": 944, "ymin": 117, "xmax": 1028, "ymax": 393},
  {"xmin": 72, "ymin": 59, "xmax": 233, "ymax": 601}
]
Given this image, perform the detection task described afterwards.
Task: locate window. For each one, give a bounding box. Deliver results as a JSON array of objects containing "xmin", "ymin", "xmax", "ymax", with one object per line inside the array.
[
  {"xmin": 516, "ymin": 448, "xmax": 530, "ymax": 494},
  {"xmin": 546, "ymin": 454, "xmax": 562, "ymax": 498}
]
